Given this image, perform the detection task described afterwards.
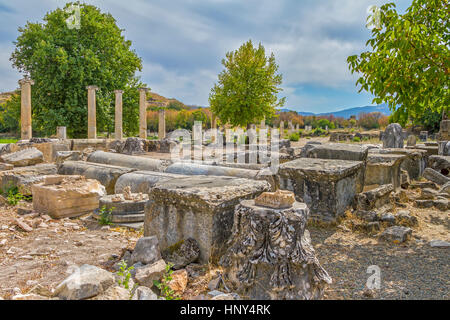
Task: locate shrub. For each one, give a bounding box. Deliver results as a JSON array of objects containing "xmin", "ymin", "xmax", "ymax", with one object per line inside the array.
[
  {"xmin": 289, "ymin": 132, "xmax": 300, "ymax": 141},
  {"xmin": 353, "ymin": 136, "xmax": 361, "ymax": 142}
]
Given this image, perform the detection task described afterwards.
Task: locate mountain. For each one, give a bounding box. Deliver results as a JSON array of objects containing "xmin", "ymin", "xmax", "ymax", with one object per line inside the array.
[{"xmin": 282, "ymin": 104, "xmax": 391, "ymax": 119}]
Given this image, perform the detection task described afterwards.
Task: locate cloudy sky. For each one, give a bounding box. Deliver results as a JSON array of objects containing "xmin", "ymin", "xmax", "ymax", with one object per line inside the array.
[{"xmin": 0, "ymin": 0, "xmax": 410, "ymax": 113}]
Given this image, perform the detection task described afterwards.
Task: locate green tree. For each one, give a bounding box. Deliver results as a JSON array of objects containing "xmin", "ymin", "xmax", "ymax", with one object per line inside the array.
[
  {"xmin": 347, "ymin": 0, "xmax": 449, "ymax": 126},
  {"xmin": 209, "ymin": 40, "xmax": 285, "ymax": 128},
  {"xmin": 10, "ymin": 2, "xmax": 144, "ymax": 138}
]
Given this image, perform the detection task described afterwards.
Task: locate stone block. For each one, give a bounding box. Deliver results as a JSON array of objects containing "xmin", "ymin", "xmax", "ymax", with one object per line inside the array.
[
  {"xmin": 57, "ymin": 161, "xmax": 136, "ymax": 194},
  {"xmin": 423, "ymin": 168, "xmax": 450, "ymax": 186},
  {"xmin": 144, "ymin": 176, "xmax": 270, "ymax": 263},
  {"xmin": 0, "ymin": 164, "xmax": 57, "ymax": 195},
  {"xmin": 365, "ymin": 154, "xmax": 406, "ymax": 189},
  {"xmin": 374, "ymin": 148, "xmax": 427, "ymax": 180},
  {"xmin": 305, "ymin": 143, "xmax": 369, "ymax": 162},
  {"xmin": 278, "ymin": 158, "xmax": 364, "ymax": 222},
  {"xmin": 428, "ymin": 155, "xmax": 450, "ymax": 177},
  {"xmin": 1, "ymin": 147, "xmax": 43, "ymax": 167},
  {"xmin": 382, "ymin": 123, "xmax": 404, "ymax": 148},
  {"xmin": 32, "ymin": 175, "xmax": 106, "ymax": 219},
  {"xmin": 356, "ymin": 184, "xmax": 394, "ymax": 211}
]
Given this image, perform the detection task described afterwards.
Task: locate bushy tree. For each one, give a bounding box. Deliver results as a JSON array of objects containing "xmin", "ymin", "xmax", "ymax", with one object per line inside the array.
[
  {"xmin": 347, "ymin": 0, "xmax": 449, "ymax": 126},
  {"xmin": 209, "ymin": 40, "xmax": 285, "ymax": 128},
  {"xmin": 10, "ymin": 2, "xmax": 144, "ymax": 138}
]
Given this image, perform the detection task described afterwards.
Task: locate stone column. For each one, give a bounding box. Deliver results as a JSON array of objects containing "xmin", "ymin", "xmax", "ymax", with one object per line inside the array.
[
  {"xmin": 280, "ymin": 121, "xmax": 284, "ymax": 139},
  {"xmin": 19, "ymin": 78, "xmax": 34, "ymax": 140},
  {"xmin": 158, "ymin": 108, "xmax": 166, "ymax": 140},
  {"xmin": 138, "ymin": 88, "xmax": 149, "ymax": 139},
  {"xmin": 211, "ymin": 114, "xmax": 217, "ymax": 142},
  {"xmin": 114, "ymin": 90, "xmax": 124, "ymax": 140},
  {"xmin": 57, "ymin": 126, "xmax": 67, "ymax": 139},
  {"xmin": 86, "ymin": 86, "xmax": 99, "ymax": 139}
]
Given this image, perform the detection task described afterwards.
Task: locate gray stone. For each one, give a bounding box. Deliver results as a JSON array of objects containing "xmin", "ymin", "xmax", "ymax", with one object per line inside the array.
[
  {"xmin": 380, "ymin": 226, "xmax": 412, "ymax": 243},
  {"xmin": 380, "ymin": 213, "xmax": 396, "ymax": 225},
  {"xmin": 438, "ymin": 141, "xmax": 450, "ymax": 156},
  {"xmin": 87, "ymin": 151, "xmax": 170, "ymax": 172},
  {"xmin": 0, "ymin": 163, "xmax": 13, "ymax": 171},
  {"xmin": 356, "ymin": 210, "xmax": 379, "ymax": 222},
  {"xmin": 306, "ymin": 143, "xmax": 369, "ymax": 162},
  {"xmin": 57, "ymin": 161, "xmax": 136, "ymax": 194},
  {"xmin": 92, "ymin": 285, "xmax": 130, "ymax": 300},
  {"xmin": 382, "ymin": 123, "xmax": 404, "ymax": 148},
  {"xmin": 55, "ymin": 151, "xmax": 80, "ymax": 164},
  {"xmin": 120, "ymin": 137, "xmax": 146, "ymax": 155},
  {"xmin": 94, "ymin": 193, "xmax": 149, "ymax": 223},
  {"xmin": 365, "ymin": 153, "xmax": 406, "ymax": 189},
  {"xmin": 429, "ymin": 240, "xmax": 450, "ymax": 248},
  {"xmin": 440, "ymin": 182, "xmax": 450, "ymax": 195},
  {"xmin": 161, "ymin": 238, "xmax": 200, "ymax": 269},
  {"xmin": 395, "ymin": 211, "xmax": 418, "ymax": 227},
  {"xmin": 419, "ymin": 131, "xmax": 428, "ymax": 142},
  {"xmin": 433, "ymin": 199, "xmax": 449, "ymax": 211},
  {"xmin": 423, "ymin": 168, "xmax": 450, "ymax": 186},
  {"xmin": 374, "ymin": 148, "xmax": 427, "ymax": 180},
  {"xmin": 220, "ymin": 200, "xmax": 331, "ymax": 300},
  {"xmin": 1, "ymin": 147, "xmax": 44, "ymax": 167},
  {"xmin": 415, "ymin": 200, "xmax": 434, "ymax": 208},
  {"xmin": 356, "ymin": 184, "xmax": 394, "ymax": 211},
  {"xmin": 54, "ymin": 264, "xmax": 115, "ymax": 300},
  {"xmin": 132, "ymin": 286, "xmax": 158, "ymax": 300},
  {"xmin": 144, "ymin": 176, "xmax": 270, "ymax": 263},
  {"xmin": 0, "ymin": 164, "xmax": 57, "ymax": 195},
  {"xmin": 278, "ymin": 158, "xmax": 365, "ymax": 222},
  {"xmin": 131, "ymin": 236, "xmax": 162, "ymax": 265},
  {"xmin": 114, "ymin": 171, "xmax": 186, "ymax": 195},
  {"xmin": 134, "ymin": 259, "xmax": 166, "ymax": 288},
  {"xmin": 406, "ymin": 135, "xmax": 416, "ymax": 147},
  {"xmin": 428, "ymin": 155, "xmax": 450, "ymax": 177}
]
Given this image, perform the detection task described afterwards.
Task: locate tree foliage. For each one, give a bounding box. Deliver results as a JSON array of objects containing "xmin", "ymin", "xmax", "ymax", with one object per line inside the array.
[
  {"xmin": 347, "ymin": 0, "xmax": 449, "ymax": 126},
  {"xmin": 209, "ymin": 40, "xmax": 285, "ymax": 128},
  {"xmin": 10, "ymin": 2, "xmax": 144, "ymax": 138}
]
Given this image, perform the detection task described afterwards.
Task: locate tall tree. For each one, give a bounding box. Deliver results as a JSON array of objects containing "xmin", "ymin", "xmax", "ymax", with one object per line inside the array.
[
  {"xmin": 10, "ymin": 2, "xmax": 144, "ymax": 138},
  {"xmin": 347, "ymin": 0, "xmax": 449, "ymax": 126},
  {"xmin": 209, "ymin": 40, "xmax": 285, "ymax": 128}
]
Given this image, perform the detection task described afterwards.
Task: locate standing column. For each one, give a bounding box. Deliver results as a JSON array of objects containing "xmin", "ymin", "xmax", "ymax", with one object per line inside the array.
[
  {"xmin": 138, "ymin": 88, "xmax": 149, "ymax": 139},
  {"xmin": 211, "ymin": 114, "xmax": 217, "ymax": 142},
  {"xmin": 19, "ymin": 78, "xmax": 34, "ymax": 140},
  {"xmin": 280, "ymin": 121, "xmax": 284, "ymax": 139},
  {"xmin": 86, "ymin": 85, "xmax": 99, "ymax": 139},
  {"xmin": 114, "ymin": 90, "xmax": 124, "ymax": 140},
  {"xmin": 158, "ymin": 108, "xmax": 166, "ymax": 140}
]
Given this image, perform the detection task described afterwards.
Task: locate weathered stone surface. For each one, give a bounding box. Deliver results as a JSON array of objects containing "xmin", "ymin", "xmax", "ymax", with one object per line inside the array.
[
  {"xmin": 132, "ymin": 286, "xmax": 158, "ymax": 300},
  {"xmin": 114, "ymin": 171, "xmax": 186, "ymax": 194},
  {"xmin": 306, "ymin": 143, "xmax": 369, "ymax": 162},
  {"xmin": 356, "ymin": 184, "xmax": 394, "ymax": 211},
  {"xmin": 92, "ymin": 285, "xmax": 130, "ymax": 300},
  {"xmin": 395, "ymin": 211, "xmax": 418, "ymax": 227},
  {"xmin": 131, "ymin": 236, "xmax": 162, "ymax": 265},
  {"xmin": 438, "ymin": 141, "xmax": 450, "ymax": 156},
  {"xmin": 440, "ymin": 182, "xmax": 450, "ymax": 195},
  {"xmin": 254, "ymin": 189, "xmax": 295, "ymax": 209},
  {"xmin": 147, "ymin": 139, "xmax": 177, "ymax": 153},
  {"xmin": 365, "ymin": 154, "xmax": 405, "ymax": 189},
  {"xmin": 168, "ymin": 269, "xmax": 188, "ymax": 295},
  {"xmin": 87, "ymin": 151, "xmax": 170, "ymax": 172},
  {"xmin": 94, "ymin": 193, "xmax": 148, "ymax": 223},
  {"xmin": 429, "ymin": 240, "xmax": 450, "ymax": 248},
  {"xmin": 220, "ymin": 200, "xmax": 331, "ymax": 300},
  {"xmin": 423, "ymin": 168, "xmax": 450, "ymax": 186},
  {"xmin": 71, "ymin": 139, "xmax": 111, "ymax": 152},
  {"xmin": 12, "ymin": 293, "xmax": 48, "ymax": 300},
  {"xmin": 406, "ymin": 144, "xmax": 439, "ymax": 157},
  {"xmin": 374, "ymin": 148, "xmax": 426, "ymax": 180},
  {"xmin": 161, "ymin": 238, "xmax": 200, "ymax": 269},
  {"xmin": 380, "ymin": 226, "xmax": 412, "ymax": 243},
  {"xmin": 0, "ymin": 164, "xmax": 57, "ymax": 195},
  {"xmin": 0, "ymin": 163, "xmax": 13, "ymax": 171},
  {"xmin": 32, "ymin": 175, "xmax": 106, "ymax": 219},
  {"xmin": 1, "ymin": 147, "xmax": 43, "ymax": 167},
  {"xmin": 165, "ymin": 162, "xmax": 261, "ymax": 181},
  {"xmin": 134, "ymin": 259, "xmax": 166, "ymax": 288},
  {"xmin": 382, "ymin": 123, "xmax": 404, "ymax": 148},
  {"xmin": 57, "ymin": 161, "xmax": 136, "ymax": 194},
  {"xmin": 120, "ymin": 137, "xmax": 146, "ymax": 155},
  {"xmin": 54, "ymin": 264, "xmax": 115, "ymax": 300},
  {"xmin": 278, "ymin": 158, "xmax": 364, "ymax": 221},
  {"xmin": 144, "ymin": 176, "xmax": 270, "ymax": 263},
  {"xmin": 428, "ymin": 155, "xmax": 450, "ymax": 177},
  {"xmin": 407, "ymin": 135, "xmax": 416, "ymax": 147},
  {"xmin": 55, "ymin": 151, "xmax": 80, "ymax": 164},
  {"xmin": 433, "ymin": 199, "xmax": 449, "ymax": 211}
]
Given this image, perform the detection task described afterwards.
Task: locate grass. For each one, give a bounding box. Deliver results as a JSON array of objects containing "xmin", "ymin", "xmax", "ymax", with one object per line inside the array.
[{"xmin": 0, "ymin": 138, "xmax": 18, "ymax": 143}]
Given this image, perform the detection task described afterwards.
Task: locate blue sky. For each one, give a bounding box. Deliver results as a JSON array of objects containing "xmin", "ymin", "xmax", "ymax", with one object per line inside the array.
[{"xmin": 0, "ymin": 0, "xmax": 411, "ymax": 113}]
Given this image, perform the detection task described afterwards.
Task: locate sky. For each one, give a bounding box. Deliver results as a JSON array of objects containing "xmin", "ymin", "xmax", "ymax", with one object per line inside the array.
[{"xmin": 0, "ymin": 0, "xmax": 411, "ymax": 113}]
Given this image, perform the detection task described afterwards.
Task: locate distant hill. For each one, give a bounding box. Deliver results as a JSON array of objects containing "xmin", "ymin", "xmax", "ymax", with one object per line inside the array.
[{"xmin": 281, "ymin": 104, "xmax": 391, "ymax": 119}]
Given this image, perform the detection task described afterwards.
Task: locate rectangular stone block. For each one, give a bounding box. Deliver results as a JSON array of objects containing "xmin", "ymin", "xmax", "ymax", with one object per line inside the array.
[
  {"xmin": 365, "ymin": 154, "xmax": 406, "ymax": 189},
  {"xmin": 32, "ymin": 175, "xmax": 105, "ymax": 219},
  {"xmin": 0, "ymin": 164, "xmax": 57, "ymax": 195},
  {"xmin": 278, "ymin": 158, "xmax": 364, "ymax": 222},
  {"xmin": 144, "ymin": 176, "xmax": 270, "ymax": 263},
  {"xmin": 374, "ymin": 148, "xmax": 427, "ymax": 180},
  {"xmin": 306, "ymin": 143, "xmax": 369, "ymax": 162}
]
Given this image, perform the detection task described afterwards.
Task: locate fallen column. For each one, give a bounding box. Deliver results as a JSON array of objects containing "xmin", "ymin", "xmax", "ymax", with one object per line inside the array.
[
  {"xmin": 279, "ymin": 158, "xmax": 365, "ymax": 222},
  {"xmin": 87, "ymin": 151, "xmax": 171, "ymax": 172},
  {"xmin": 115, "ymin": 171, "xmax": 186, "ymax": 194},
  {"xmin": 57, "ymin": 161, "xmax": 136, "ymax": 194},
  {"xmin": 220, "ymin": 191, "xmax": 332, "ymax": 300},
  {"xmin": 144, "ymin": 176, "xmax": 270, "ymax": 263}
]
